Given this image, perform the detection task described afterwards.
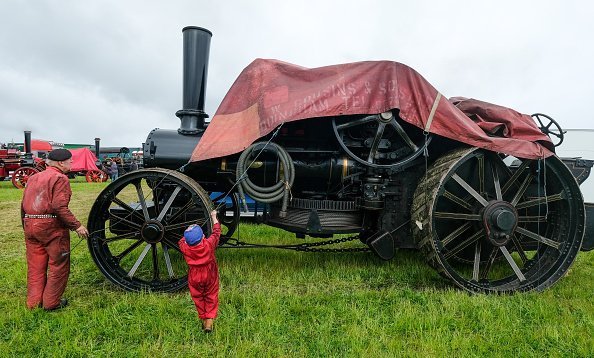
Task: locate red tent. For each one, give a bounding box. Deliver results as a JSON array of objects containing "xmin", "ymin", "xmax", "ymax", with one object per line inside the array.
[{"xmin": 69, "ymin": 148, "xmax": 99, "ymax": 172}]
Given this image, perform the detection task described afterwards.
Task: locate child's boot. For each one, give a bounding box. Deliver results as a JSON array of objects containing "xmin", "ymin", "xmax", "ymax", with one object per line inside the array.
[{"xmin": 203, "ymin": 318, "xmax": 214, "ymax": 332}]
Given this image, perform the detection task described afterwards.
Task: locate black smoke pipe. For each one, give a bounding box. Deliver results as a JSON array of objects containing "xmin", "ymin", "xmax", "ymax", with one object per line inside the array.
[
  {"xmin": 176, "ymin": 26, "xmax": 212, "ymax": 135},
  {"xmin": 94, "ymin": 138, "xmax": 101, "ymax": 158},
  {"xmin": 24, "ymin": 131, "xmax": 32, "ymax": 158}
]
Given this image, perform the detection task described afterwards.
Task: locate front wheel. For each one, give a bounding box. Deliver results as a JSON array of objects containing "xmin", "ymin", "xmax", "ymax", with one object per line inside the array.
[
  {"xmin": 86, "ymin": 169, "xmax": 108, "ymax": 183},
  {"xmin": 12, "ymin": 167, "xmax": 40, "ymax": 189},
  {"xmin": 87, "ymin": 168, "xmax": 214, "ymax": 292}
]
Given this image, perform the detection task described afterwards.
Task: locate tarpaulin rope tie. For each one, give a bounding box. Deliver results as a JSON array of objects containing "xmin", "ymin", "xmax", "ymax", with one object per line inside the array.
[
  {"xmin": 424, "ymin": 92, "xmax": 442, "ymax": 133},
  {"xmin": 537, "ymin": 155, "xmax": 549, "ymax": 287},
  {"xmin": 62, "ymin": 236, "xmax": 85, "ymax": 257},
  {"xmin": 86, "ymin": 124, "xmax": 287, "ymax": 245}
]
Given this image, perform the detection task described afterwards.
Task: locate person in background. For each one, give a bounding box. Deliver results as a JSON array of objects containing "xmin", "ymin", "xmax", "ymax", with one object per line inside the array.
[
  {"xmin": 21, "ymin": 148, "xmax": 89, "ymax": 311},
  {"xmin": 129, "ymin": 161, "xmax": 138, "ymax": 171},
  {"xmin": 109, "ymin": 160, "xmax": 118, "ymax": 181},
  {"xmin": 178, "ymin": 210, "xmax": 221, "ymax": 332}
]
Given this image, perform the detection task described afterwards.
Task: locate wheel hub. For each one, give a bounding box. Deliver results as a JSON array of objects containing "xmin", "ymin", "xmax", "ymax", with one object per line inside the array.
[
  {"xmin": 482, "ymin": 201, "xmax": 518, "ymax": 246},
  {"xmin": 379, "ymin": 111, "xmax": 393, "ymax": 123},
  {"xmin": 141, "ymin": 220, "xmax": 165, "ymax": 244}
]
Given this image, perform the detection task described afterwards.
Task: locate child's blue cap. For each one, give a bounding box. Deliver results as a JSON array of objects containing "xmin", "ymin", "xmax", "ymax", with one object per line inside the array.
[{"xmin": 184, "ymin": 225, "xmax": 204, "ymax": 246}]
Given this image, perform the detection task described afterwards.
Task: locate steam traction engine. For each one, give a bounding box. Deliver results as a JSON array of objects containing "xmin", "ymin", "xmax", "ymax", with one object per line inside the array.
[
  {"xmin": 0, "ymin": 131, "xmax": 45, "ymax": 188},
  {"xmin": 87, "ymin": 27, "xmax": 594, "ymax": 294}
]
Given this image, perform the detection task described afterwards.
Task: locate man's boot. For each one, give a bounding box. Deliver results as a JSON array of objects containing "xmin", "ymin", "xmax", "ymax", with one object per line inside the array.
[{"xmin": 44, "ymin": 298, "xmax": 69, "ymax": 311}]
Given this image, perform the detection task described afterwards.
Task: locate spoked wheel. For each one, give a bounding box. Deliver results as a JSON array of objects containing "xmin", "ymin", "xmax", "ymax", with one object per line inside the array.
[
  {"xmin": 87, "ymin": 168, "xmax": 214, "ymax": 292},
  {"xmin": 12, "ymin": 167, "xmax": 40, "ymax": 189},
  {"xmin": 210, "ymin": 192, "xmax": 240, "ymax": 246},
  {"xmin": 412, "ymin": 147, "xmax": 584, "ymax": 293},
  {"xmin": 332, "ymin": 110, "xmax": 430, "ymax": 169},
  {"xmin": 86, "ymin": 169, "xmax": 108, "ymax": 183}
]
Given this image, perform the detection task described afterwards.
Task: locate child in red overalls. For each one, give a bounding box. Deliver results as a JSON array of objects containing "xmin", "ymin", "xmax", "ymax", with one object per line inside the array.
[{"xmin": 179, "ymin": 210, "xmax": 221, "ymax": 332}]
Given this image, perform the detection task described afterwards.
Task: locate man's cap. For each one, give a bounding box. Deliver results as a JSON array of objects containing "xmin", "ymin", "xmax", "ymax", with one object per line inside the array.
[
  {"xmin": 184, "ymin": 225, "xmax": 204, "ymax": 246},
  {"xmin": 47, "ymin": 148, "xmax": 72, "ymax": 161}
]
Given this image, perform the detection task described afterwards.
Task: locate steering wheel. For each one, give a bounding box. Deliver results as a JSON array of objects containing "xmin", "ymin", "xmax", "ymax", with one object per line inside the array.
[
  {"xmin": 332, "ymin": 111, "xmax": 430, "ymax": 170},
  {"xmin": 531, "ymin": 113, "xmax": 565, "ymax": 147}
]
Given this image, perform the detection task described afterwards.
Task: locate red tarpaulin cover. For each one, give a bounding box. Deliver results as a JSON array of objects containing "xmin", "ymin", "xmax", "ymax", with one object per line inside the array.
[
  {"xmin": 191, "ymin": 59, "xmax": 553, "ymax": 162},
  {"xmin": 69, "ymin": 148, "xmax": 99, "ymax": 172}
]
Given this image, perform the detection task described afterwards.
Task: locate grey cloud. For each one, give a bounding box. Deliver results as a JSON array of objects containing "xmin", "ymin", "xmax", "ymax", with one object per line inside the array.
[{"xmin": 1, "ymin": 0, "xmax": 593, "ymax": 147}]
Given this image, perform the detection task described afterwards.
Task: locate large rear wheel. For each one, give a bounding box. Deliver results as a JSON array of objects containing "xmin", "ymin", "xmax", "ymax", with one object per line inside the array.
[{"xmin": 412, "ymin": 147, "xmax": 584, "ymax": 293}]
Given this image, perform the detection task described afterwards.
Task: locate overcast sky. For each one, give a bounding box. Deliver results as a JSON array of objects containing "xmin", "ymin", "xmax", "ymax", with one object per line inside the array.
[{"xmin": 1, "ymin": 0, "xmax": 593, "ymax": 148}]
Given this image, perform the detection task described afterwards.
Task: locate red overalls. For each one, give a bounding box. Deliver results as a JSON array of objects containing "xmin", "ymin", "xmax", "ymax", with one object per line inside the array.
[
  {"xmin": 179, "ymin": 223, "xmax": 221, "ymax": 319},
  {"xmin": 21, "ymin": 167, "xmax": 81, "ymax": 309}
]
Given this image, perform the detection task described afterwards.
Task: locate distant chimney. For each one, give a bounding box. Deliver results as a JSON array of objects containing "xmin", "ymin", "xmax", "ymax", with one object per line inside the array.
[
  {"xmin": 176, "ymin": 26, "xmax": 212, "ymax": 135},
  {"xmin": 24, "ymin": 131, "xmax": 32, "ymax": 158},
  {"xmin": 94, "ymin": 138, "xmax": 101, "ymax": 158}
]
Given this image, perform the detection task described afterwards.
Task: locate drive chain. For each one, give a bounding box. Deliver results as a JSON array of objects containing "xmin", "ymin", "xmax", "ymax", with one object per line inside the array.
[{"xmin": 221, "ymin": 235, "xmax": 370, "ymax": 253}]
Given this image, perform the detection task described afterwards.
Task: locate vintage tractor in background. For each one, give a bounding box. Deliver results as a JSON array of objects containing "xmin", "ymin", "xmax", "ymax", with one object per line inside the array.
[
  {"xmin": 0, "ymin": 146, "xmax": 22, "ymax": 183},
  {"xmin": 0, "ymin": 131, "xmax": 46, "ymax": 188},
  {"xmin": 96, "ymin": 141, "xmax": 142, "ymax": 176},
  {"xmin": 2, "ymin": 134, "xmax": 114, "ymax": 186},
  {"xmin": 87, "ymin": 27, "xmax": 594, "ymax": 294}
]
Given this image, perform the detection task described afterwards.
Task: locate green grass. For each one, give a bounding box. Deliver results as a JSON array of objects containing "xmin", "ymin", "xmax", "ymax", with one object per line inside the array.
[{"xmin": 1, "ymin": 178, "xmax": 594, "ymax": 356}]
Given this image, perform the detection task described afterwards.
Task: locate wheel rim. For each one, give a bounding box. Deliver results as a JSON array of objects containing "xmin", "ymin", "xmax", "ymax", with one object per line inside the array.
[
  {"xmin": 12, "ymin": 167, "xmax": 40, "ymax": 189},
  {"xmin": 86, "ymin": 169, "xmax": 107, "ymax": 183},
  {"xmin": 412, "ymin": 147, "xmax": 584, "ymax": 293},
  {"xmin": 210, "ymin": 192, "xmax": 240, "ymax": 245},
  {"xmin": 332, "ymin": 111, "xmax": 430, "ymax": 169},
  {"xmin": 87, "ymin": 168, "xmax": 213, "ymax": 292}
]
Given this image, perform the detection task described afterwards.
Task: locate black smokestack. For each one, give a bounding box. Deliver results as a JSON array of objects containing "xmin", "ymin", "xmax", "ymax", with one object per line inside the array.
[
  {"xmin": 94, "ymin": 138, "xmax": 101, "ymax": 158},
  {"xmin": 24, "ymin": 131, "xmax": 32, "ymax": 156},
  {"xmin": 176, "ymin": 26, "xmax": 212, "ymax": 135}
]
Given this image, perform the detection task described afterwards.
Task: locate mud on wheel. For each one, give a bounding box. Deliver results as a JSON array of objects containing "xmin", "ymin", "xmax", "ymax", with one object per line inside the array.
[
  {"xmin": 87, "ymin": 168, "xmax": 214, "ymax": 292},
  {"xmin": 411, "ymin": 147, "xmax": 585, "ymax": 293}
]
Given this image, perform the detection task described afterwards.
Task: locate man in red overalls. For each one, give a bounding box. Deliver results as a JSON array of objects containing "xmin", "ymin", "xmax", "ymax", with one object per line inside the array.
[
  {"xmin": 179, "ymin": 210, "xmax": 221, "ymax": 332},
  {"xmin": 21, "ymin": 148, "xmax": 89, "ymax": 311}
]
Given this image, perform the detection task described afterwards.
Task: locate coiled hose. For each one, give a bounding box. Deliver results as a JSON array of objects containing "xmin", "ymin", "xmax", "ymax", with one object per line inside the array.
[{"xmin": 236, "ymin": 142, "xmax": 295, "ymax": 218}]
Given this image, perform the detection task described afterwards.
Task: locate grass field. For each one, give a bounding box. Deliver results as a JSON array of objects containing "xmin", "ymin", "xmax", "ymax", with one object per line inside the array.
[{"xmin": 1, "ymin": 177, "xmax": 594, "ymax": 357}]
